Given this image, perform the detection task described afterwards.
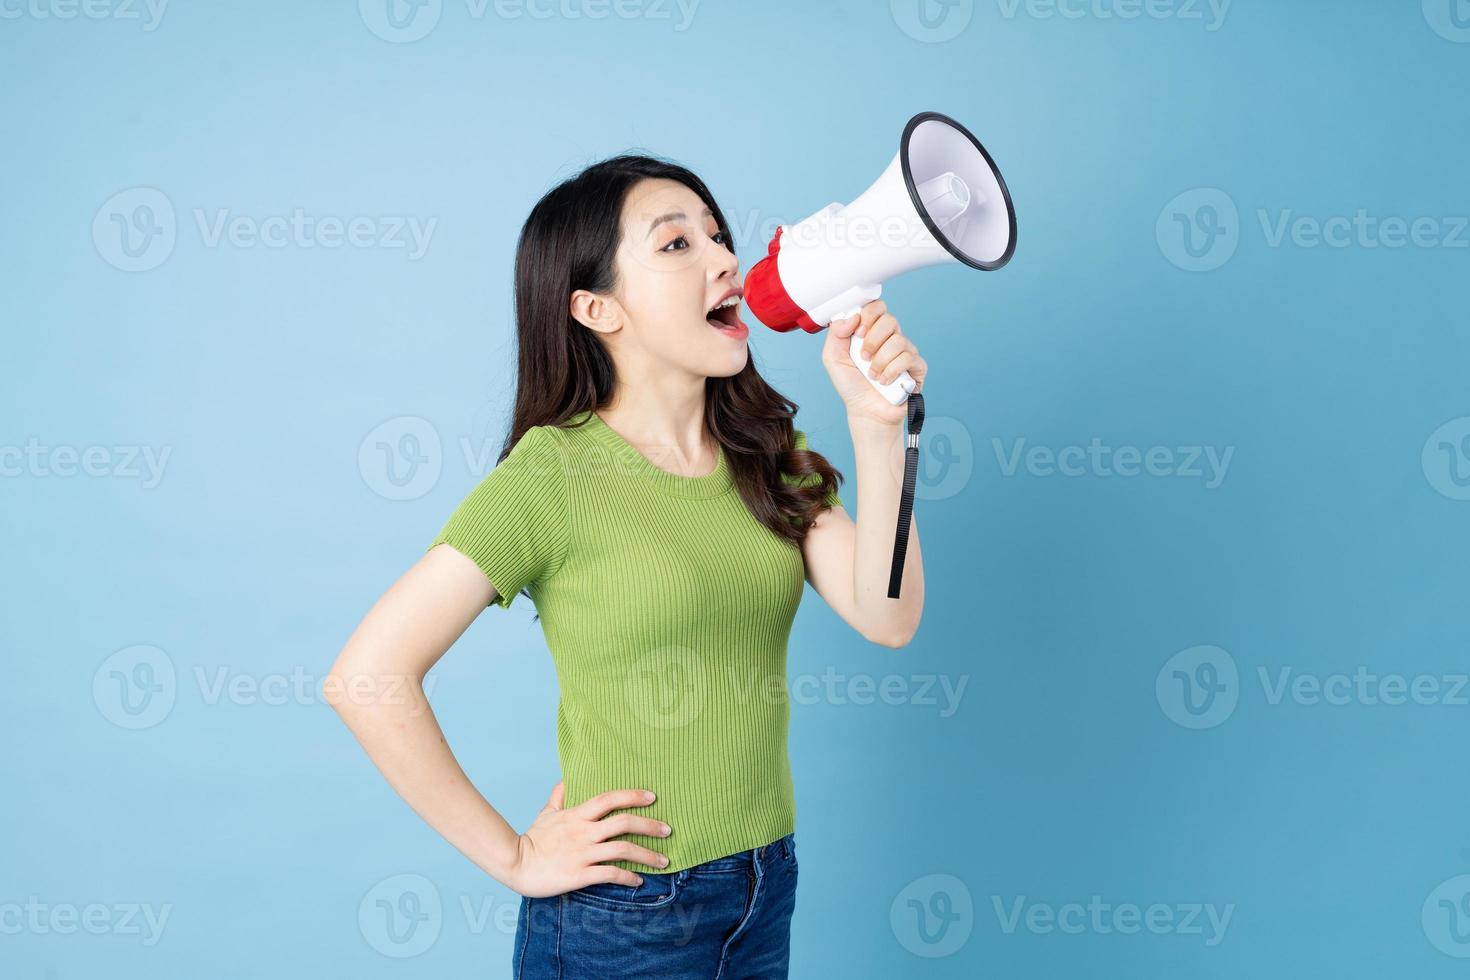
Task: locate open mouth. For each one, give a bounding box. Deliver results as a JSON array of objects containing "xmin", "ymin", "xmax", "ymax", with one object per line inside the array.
[{"xmin": 706, "ymin": 293, "xmax": 745, "ymax": 331}]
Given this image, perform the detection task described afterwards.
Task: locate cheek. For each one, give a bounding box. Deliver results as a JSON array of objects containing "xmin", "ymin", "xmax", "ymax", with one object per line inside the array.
[
  {"xmin": 643, "ymin": 281, "xmax": 706, "ymax": 331},
  {"xmin": 614, "ymin": 254, "xmax": 707, "ymax": 334}
]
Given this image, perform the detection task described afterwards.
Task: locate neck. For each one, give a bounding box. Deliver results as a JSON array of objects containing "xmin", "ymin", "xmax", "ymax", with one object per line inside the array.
[{"xmin": 596, "ymin": 378, "xmax": 716, "ymax": 473}]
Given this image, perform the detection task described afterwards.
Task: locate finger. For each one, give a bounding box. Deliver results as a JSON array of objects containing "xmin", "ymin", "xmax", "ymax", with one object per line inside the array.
[
  {"xmin": 906, "ymin": 354, "xmax": 927, "ymax": 390},
  {"xmin": 876, "ymin": 350, "xmax": 917, "ymax": 385},
  {"xmin": 574, "ymin": 788, "xmax": 656, "ymax": 821},
  {"xmin": 546, "ymin": 780, "xmax": 565, "ymax": 810},
  {"xmin": 829, "ymin": 313, "xmax": 858, "ymax": 338},
  {"xmin": 859, "ymin": 298, "xmax": 887, "ymax": 327},
  {"xmin": 581, "ymin": 865, "xmax": 646, "ymax": 889},
  {"xmin": 853, "ymin": 299, "xmax": 887, "ymax": 338},
  {"xmin": 870, "ymin": 333, "xmax": 910, "ymax": 375},
  {"xmin": 591, "ymin": 841, "xmax": 671, "ymax": 869},
  {"xmin": 859, "ymin": 314, "xmax": 900, "ymax": 360},
  {"xmin": 590, "ymin": 813, "xmax": 672, "ymax": 841}
]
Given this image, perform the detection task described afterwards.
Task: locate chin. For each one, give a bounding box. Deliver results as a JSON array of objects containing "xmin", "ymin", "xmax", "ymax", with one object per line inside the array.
[{"xmin": 698, "ymin": 349, "xmax": 748, "ymax": 380}]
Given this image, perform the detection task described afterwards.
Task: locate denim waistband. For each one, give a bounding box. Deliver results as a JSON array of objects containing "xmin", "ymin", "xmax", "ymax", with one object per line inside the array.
[{"xmin": 684, "ymin": 832, "xmax": 794, "ymax": 874}]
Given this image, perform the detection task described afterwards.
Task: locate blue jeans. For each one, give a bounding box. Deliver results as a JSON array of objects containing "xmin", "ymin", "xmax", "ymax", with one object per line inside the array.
[{"xmin": 512, "ymin": 831, "xmax": 798, "ymax": 979}]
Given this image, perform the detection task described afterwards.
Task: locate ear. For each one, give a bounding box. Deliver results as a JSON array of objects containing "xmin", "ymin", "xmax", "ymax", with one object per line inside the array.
[{"xmin": 570, "ymin": 289, "xmax": 622, "ymax": 335}]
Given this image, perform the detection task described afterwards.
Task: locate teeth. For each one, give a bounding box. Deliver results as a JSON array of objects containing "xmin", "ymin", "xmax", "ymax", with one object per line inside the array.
[{"xmin": 708, "ymin": 295, "xmax": 740, "ymax": 314}]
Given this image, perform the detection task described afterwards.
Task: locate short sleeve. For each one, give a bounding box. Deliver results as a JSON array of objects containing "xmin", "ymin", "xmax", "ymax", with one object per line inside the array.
[
  {"xmin": 784, "ymin": 429, "xmax": 844, "ymax": 510},
  {"xmin": 426, "ymin": 426, "xmax": 568, "ymax": 609}
]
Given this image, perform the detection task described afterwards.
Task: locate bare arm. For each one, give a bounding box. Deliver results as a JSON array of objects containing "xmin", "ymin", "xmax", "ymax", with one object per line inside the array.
[
  {"xmin": 800, "ymin": 415, "xmax": 925, "ymax": 647},
  {"xmin": 802, "ymin": 297, "xmax": 928, "ymax": 648},
  {"xmin": 323, "ymin": 543, "xmax": 671, "ymax": 895}
]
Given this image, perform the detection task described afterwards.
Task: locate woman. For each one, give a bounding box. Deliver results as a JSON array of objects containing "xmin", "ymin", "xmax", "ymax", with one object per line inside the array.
[{"xmin": 326, "ymin": 154, "xmax": 926, "ymax": 978}]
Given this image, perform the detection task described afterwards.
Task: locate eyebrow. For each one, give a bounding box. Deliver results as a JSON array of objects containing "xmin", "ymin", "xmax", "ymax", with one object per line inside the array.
[{"xmin": 646, "ymin": 206, "xmax": 713, "ymax": 239}]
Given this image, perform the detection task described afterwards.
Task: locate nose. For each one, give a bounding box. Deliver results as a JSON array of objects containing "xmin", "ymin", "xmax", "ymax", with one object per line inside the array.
[{"xmin": 711, "ymin": 240, "xmax": 740, "ymax": 282}]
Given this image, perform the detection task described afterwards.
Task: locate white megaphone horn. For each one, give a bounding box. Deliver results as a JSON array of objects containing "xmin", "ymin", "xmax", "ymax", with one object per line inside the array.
[{"xmin": 745, "ymin": 111, "xmax": 1017, "ymax": 405}]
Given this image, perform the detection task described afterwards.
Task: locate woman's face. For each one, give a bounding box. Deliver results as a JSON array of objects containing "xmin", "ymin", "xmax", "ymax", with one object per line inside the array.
[{"xmin": 573, "ymin": 177, "xmax": 750, "ymax": 381}]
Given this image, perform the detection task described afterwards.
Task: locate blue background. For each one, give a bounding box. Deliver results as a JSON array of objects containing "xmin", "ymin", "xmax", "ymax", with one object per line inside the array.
[{"xmin": 4, "ymin": 0, "xmax": 1469, "ymax": 976}]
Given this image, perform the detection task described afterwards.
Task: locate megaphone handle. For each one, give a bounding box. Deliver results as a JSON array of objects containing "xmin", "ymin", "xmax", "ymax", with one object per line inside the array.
[{"xmin": 840, "ymin": 310, "xmax": 916, "ymax": 407}]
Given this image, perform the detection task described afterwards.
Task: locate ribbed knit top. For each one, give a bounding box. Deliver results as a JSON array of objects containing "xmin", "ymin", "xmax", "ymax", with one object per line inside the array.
[{"xmin": 426, "ymin": 408, "xmax": 843, "ymax": 873}]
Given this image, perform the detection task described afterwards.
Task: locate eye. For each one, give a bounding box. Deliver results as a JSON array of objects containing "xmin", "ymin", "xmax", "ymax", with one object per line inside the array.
[{"xmin": 660, "ymin": 229, "xmax": 732, "ymax": 253}]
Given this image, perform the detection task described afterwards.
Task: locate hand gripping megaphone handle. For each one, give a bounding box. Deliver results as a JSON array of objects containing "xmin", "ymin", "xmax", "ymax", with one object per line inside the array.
[
  {"xmin": 822, "ymin": 284, "xmax": 923, "ymax": 600},
  {"xmin": 825, "ymin": 286, "xmax": 917, "ymax": 406}
]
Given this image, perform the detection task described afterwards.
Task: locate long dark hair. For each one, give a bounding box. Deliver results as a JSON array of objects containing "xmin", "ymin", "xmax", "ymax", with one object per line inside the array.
[{"xmin": 497, "ymin": 153, "xmax": 843, "ymax": 564}]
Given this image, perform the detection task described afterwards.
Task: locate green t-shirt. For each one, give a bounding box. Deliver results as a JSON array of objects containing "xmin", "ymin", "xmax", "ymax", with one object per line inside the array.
[{"xmin": 426, "ymin": 408, "xmax": 843, "ymax": 873}]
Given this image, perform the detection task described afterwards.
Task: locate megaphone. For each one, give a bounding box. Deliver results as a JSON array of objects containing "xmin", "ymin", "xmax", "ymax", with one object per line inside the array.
[{"xmin": 745, "ymin": 111, "xmax": 1016, "ymax": 405}]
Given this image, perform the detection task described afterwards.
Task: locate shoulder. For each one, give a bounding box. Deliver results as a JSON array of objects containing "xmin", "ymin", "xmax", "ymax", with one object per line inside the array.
[
  {"xmin": 446, "ymin": 425, "xmax": 567, "ymax": 501},
  {"xmin": 501, "ymin": 424, "xmax": 566, "ymax": 471}
]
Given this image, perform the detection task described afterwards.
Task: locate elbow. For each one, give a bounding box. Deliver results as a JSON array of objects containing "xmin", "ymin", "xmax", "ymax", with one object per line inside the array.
[
  {"xmin": 321, "ymin": 672, "xmax": 349, "ymax": 714},
  {"xmin": 321, "ymin": 670, "xmax": 365, "ymax": 716},
  {"xmin": 322, "ymin": 665, "xmax": 428, "ymax": 717},
  {"xmin": 866, "ymin": 625, "xmax": 917, "ymax": 649}
]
